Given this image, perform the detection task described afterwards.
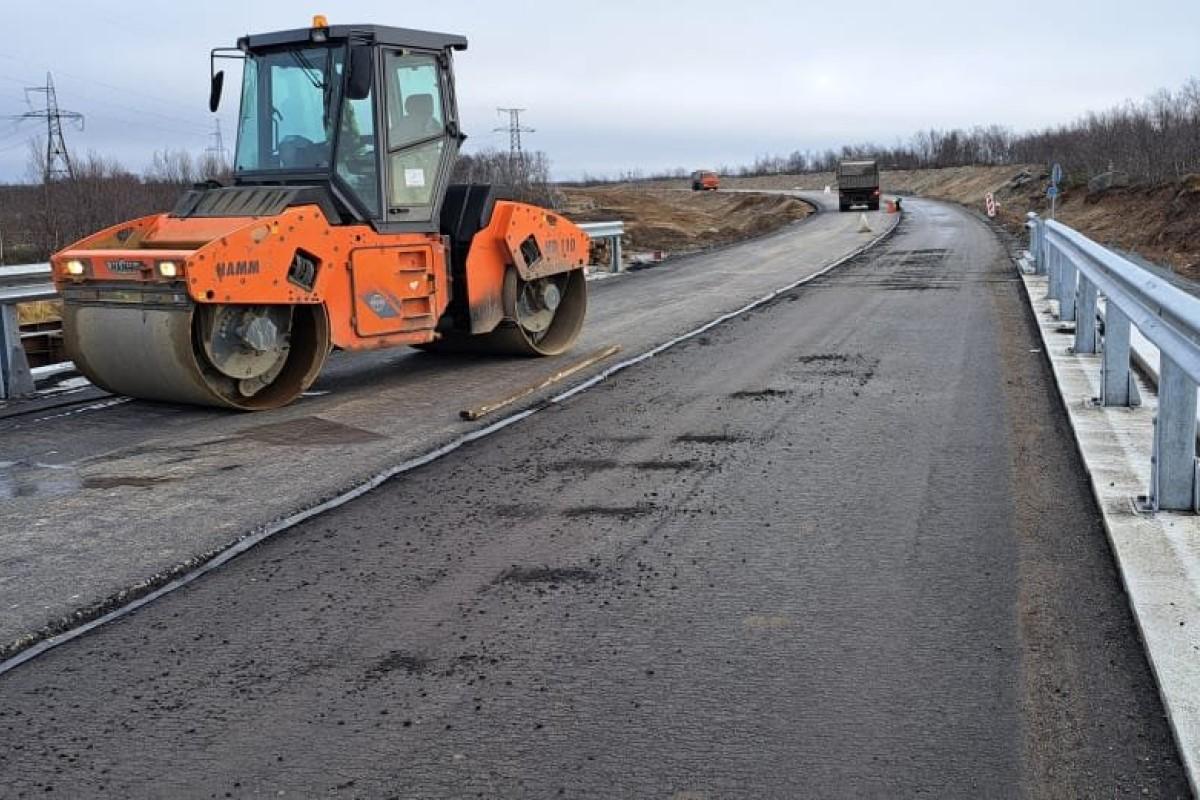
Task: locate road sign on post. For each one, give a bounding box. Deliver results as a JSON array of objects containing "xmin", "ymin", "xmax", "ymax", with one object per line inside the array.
[
  {"xmin": 985, "ymin": 192, "xmax": 996, "ymax": 218},
  {"xmin": 1049, "ymin": 163, "xmax": 1062, "ymax": 219}
]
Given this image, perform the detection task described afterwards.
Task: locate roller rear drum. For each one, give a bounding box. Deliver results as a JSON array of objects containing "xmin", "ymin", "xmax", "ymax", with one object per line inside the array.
[{"xmin": 419, "ymin": 268, "xmax": 587, "ymax": 357}]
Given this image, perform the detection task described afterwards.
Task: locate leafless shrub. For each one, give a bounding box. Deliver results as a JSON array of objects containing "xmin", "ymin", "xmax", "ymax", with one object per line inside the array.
[
  {"xmin": 450, "ymin": 147, "xmax": 557, "ymax": 207},
  {"xmin": 601, "ymin": 77, "xmax": 1200, "ymax": 186},
  {"xmin": 0, "ymin": 143, "xmax": 229, "ymax": 262}
]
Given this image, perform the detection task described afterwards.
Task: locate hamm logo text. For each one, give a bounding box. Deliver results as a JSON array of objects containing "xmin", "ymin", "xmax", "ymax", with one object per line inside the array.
[{"xmin": 216, "ymin": 260, "xmax": 261, "ymax": 280}]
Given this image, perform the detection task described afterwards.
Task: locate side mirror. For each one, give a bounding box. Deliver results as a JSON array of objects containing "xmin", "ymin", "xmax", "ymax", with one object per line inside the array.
[
  {"xmin": 347, "ymin": 46, "xmax": 372, "ymax": 100},
  {"xmin": 209, "ymin": 70, "xmax": 225, "ymax": 113}
]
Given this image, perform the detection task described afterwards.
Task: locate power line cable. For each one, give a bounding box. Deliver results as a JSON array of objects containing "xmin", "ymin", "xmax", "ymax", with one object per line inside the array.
[
  {"xmin": 1, "ymin": 68, "xmax": 213, "ymax": 132},
  {"xmin": 0, "ymin": 52, "xmax": 214, "ymax": 118}
]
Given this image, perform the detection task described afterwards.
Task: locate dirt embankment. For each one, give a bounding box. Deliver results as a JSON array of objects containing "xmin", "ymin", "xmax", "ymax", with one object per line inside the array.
[
  {"xmin": 715, "ymin": 166, "xmax": 1200, "ymax": 278},
  {"xmin": 902, "ymin": 167, "xmax": 1200, "ymax": 278},
  {"xmin": 559, "ymin": 186, "xmax": 812, "ymax": 256}
]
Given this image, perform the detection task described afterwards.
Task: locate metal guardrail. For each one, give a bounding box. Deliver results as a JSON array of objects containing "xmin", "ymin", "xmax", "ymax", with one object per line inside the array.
[
  {"xmin": 1026, "ymin": 211, "xmax": 1200, "ymax": 511},
  {"xmin": 578, "ymin": 221, "xmax": 625, "ymax": 273},
  {"xmin": 0, "ymin": 263, "xmax": 54, "ymax": 303},
  {"xmin": 1, "ymin": 264, "xmax": 55, "ymax": 400}
]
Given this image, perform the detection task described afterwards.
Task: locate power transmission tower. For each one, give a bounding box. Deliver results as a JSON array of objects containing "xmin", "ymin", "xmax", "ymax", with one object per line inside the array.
[
  {"xmin": 205, "ymin": 118, "xmax": 228, "ymax": 166},
  {"xmin": 494, "ymin": 107, "xmax": 534, "ymax": 162},
  {"xmin": 16, "ymin": 73, "xmax": 84, "ymax": 182}
]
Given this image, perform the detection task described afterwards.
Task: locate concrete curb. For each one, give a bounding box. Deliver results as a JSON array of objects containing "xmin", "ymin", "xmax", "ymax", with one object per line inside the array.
[{"xmin": 1017, "ymin": 271, "xmax": 1200, "ymax": 796}]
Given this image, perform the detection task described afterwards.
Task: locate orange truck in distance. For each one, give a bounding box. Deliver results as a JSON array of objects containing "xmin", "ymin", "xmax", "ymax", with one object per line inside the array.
[{"xmin": 691, "ymin": 170, "xmax": 720, "ymax": 191}]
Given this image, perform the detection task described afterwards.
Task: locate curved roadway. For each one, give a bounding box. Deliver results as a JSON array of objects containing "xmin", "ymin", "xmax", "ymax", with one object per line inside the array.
[{"xmin": 0, "ymin": 197, "xmax": 1188, "ymax": 797}]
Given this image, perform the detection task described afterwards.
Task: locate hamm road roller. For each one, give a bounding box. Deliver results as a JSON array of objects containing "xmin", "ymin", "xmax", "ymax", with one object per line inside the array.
[{"xmin": 51, "ymin": 18, "xmax": 588, "ymax": 410}]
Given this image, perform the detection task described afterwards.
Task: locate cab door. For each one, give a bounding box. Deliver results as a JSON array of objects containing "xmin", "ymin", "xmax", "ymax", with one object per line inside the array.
[{"xmin": 380, "ymin": 50, "xmax": 461, "ymax": 227}]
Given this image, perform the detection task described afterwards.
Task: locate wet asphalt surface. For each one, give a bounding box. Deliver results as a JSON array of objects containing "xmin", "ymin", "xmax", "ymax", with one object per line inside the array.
[
  {"xmin": 1, "ymin": 193, "xmax": 880, "ymax": 654},
  {"xmin": 0, "ymin": 201, "xmax": 1190, "ymax": 798}
]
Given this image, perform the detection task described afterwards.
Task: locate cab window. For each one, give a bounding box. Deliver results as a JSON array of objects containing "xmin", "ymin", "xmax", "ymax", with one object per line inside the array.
[
  {"xmin": 385, "ymin": 53, "xmax": 444, "ymax": 148},
  {"xmin": 384, "ymin": 52, "xmax": 447, "ymax": 216},
  {"xmin": 234, "ymin": 47, "xmax": 343, "ymax": 172},
  {"xmin": 335, "ymin": 86, "xmax": 380, "ymax": 215}
]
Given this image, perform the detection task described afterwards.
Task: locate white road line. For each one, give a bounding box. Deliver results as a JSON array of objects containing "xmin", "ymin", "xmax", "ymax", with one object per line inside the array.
[{"xmin": 31, "ymin": 397, "xmax": 132, "ymax": 423}]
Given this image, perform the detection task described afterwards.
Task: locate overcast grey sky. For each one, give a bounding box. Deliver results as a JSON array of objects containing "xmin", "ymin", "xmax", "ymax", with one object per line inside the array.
[{"xmin": 0, "ymin": 0, "xmax": 1195, "ymax": 181}]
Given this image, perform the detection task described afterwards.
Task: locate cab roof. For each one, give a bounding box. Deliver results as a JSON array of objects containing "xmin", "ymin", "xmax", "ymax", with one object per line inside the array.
[{"xmin": 239, "ymin": 24, "xmax": 468, "ymax": 53}]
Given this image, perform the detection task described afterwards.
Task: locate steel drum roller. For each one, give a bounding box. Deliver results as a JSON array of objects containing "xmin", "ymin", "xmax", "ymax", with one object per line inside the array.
[{"xmin": 63, "ymin": 303, "xmax": 330, "ymax": 410}]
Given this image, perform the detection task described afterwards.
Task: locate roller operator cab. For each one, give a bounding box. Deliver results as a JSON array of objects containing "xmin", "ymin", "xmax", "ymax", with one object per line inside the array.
[{"xmin": 50, "ymin": 18, "xmax": 589, "ymax": 410}]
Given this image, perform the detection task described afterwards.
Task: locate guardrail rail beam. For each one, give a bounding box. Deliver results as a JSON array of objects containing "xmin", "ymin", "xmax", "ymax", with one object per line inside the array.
[
  {"xmin": 0, "ymin": 263, "xmax": 54, "ymax": 400},
  {"xmin": 1031, "ymin": 213, "xmax": 1200, "ymax": 512}
]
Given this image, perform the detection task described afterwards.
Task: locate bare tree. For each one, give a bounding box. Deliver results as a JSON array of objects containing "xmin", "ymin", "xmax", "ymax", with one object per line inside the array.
[
  {"xmin": 451, "ymin": 147, "xmax": 557, "ymax": 207},
  {"xmin": 1, "ymin": 143, "xmax": 239, "ymax": 262},
  {"xmin": 613, "ymin": 76, "xmax": 1200, "ymax": 185}
]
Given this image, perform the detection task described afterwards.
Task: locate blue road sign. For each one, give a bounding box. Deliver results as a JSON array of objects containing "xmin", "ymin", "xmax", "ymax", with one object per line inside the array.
[
  {"xmin": 1047, "ymin": 185, "xmax": 1059, "ymax": 199},
  {"xmin": 1051, "ymin": 163, "xmax": 1063, "ymax": 185}
]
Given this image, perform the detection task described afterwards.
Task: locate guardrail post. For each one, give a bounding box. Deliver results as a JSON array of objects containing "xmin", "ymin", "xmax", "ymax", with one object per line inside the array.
[
  {"xmin": 1100, "ymin": 304, "xmax": 1137, "ymax": 406},
  {"xmin": 1152, "ymin": 353, "xmax": 1199, "ymax": 511},
  {"xmin": 1058, "ymin": 250, "xmax": 1077, "ymax": 322},
  {"xmin": 1037, "ymin": 217, "xmax": 1047, "ymax": 275},
  {"xmin": 1036, "ymin": 219, "xmax": 1047, "ymax": 275},
  {"xmin": 1027, "ymin": 213, "xmax": 1045, "ymax": 274},
  {"xmin": 1074, "ymin": 275, "xmax": 1097, "ymax": 354},
  {"xmin": 1050, "ymin": 243, "xmax": 1069, "ymax": 306},
  {"xmin": 610, "ymin": 234, "xmax": 623, "ymax": 274},
  {"xmin": 0, "ymin": 302, "xmax": 36, "ymax": 399},
  {"xmin": 1045, "ymin": 243, "xmax": 1059, "ymax": 301}
]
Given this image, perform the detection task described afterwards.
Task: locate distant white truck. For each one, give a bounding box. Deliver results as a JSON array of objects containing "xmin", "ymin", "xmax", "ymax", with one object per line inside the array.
[{"xmin": 836, "ymin": 160, "xmax": 881, "ymax": 212}]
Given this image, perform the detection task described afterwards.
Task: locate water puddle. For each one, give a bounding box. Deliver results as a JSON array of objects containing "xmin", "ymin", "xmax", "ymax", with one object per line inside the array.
[
  {"xmin": 0, "ymin": 461, "xmax": 179, "ymax": 498},
  {"xmin": 0, "ymin": 460, "xmax": 82, "ymax": 499}
]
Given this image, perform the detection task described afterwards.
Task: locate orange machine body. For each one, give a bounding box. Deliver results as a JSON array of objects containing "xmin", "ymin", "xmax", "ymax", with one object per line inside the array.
[{"xmin": 51, "ymin": 199, "xmax": 589, "ymax": 351}]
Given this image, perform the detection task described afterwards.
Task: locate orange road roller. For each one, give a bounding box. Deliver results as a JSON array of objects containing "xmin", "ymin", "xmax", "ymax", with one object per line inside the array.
[{"xmin": 51, "ymin": 18, "xmax": 589, "ymax": 410}]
